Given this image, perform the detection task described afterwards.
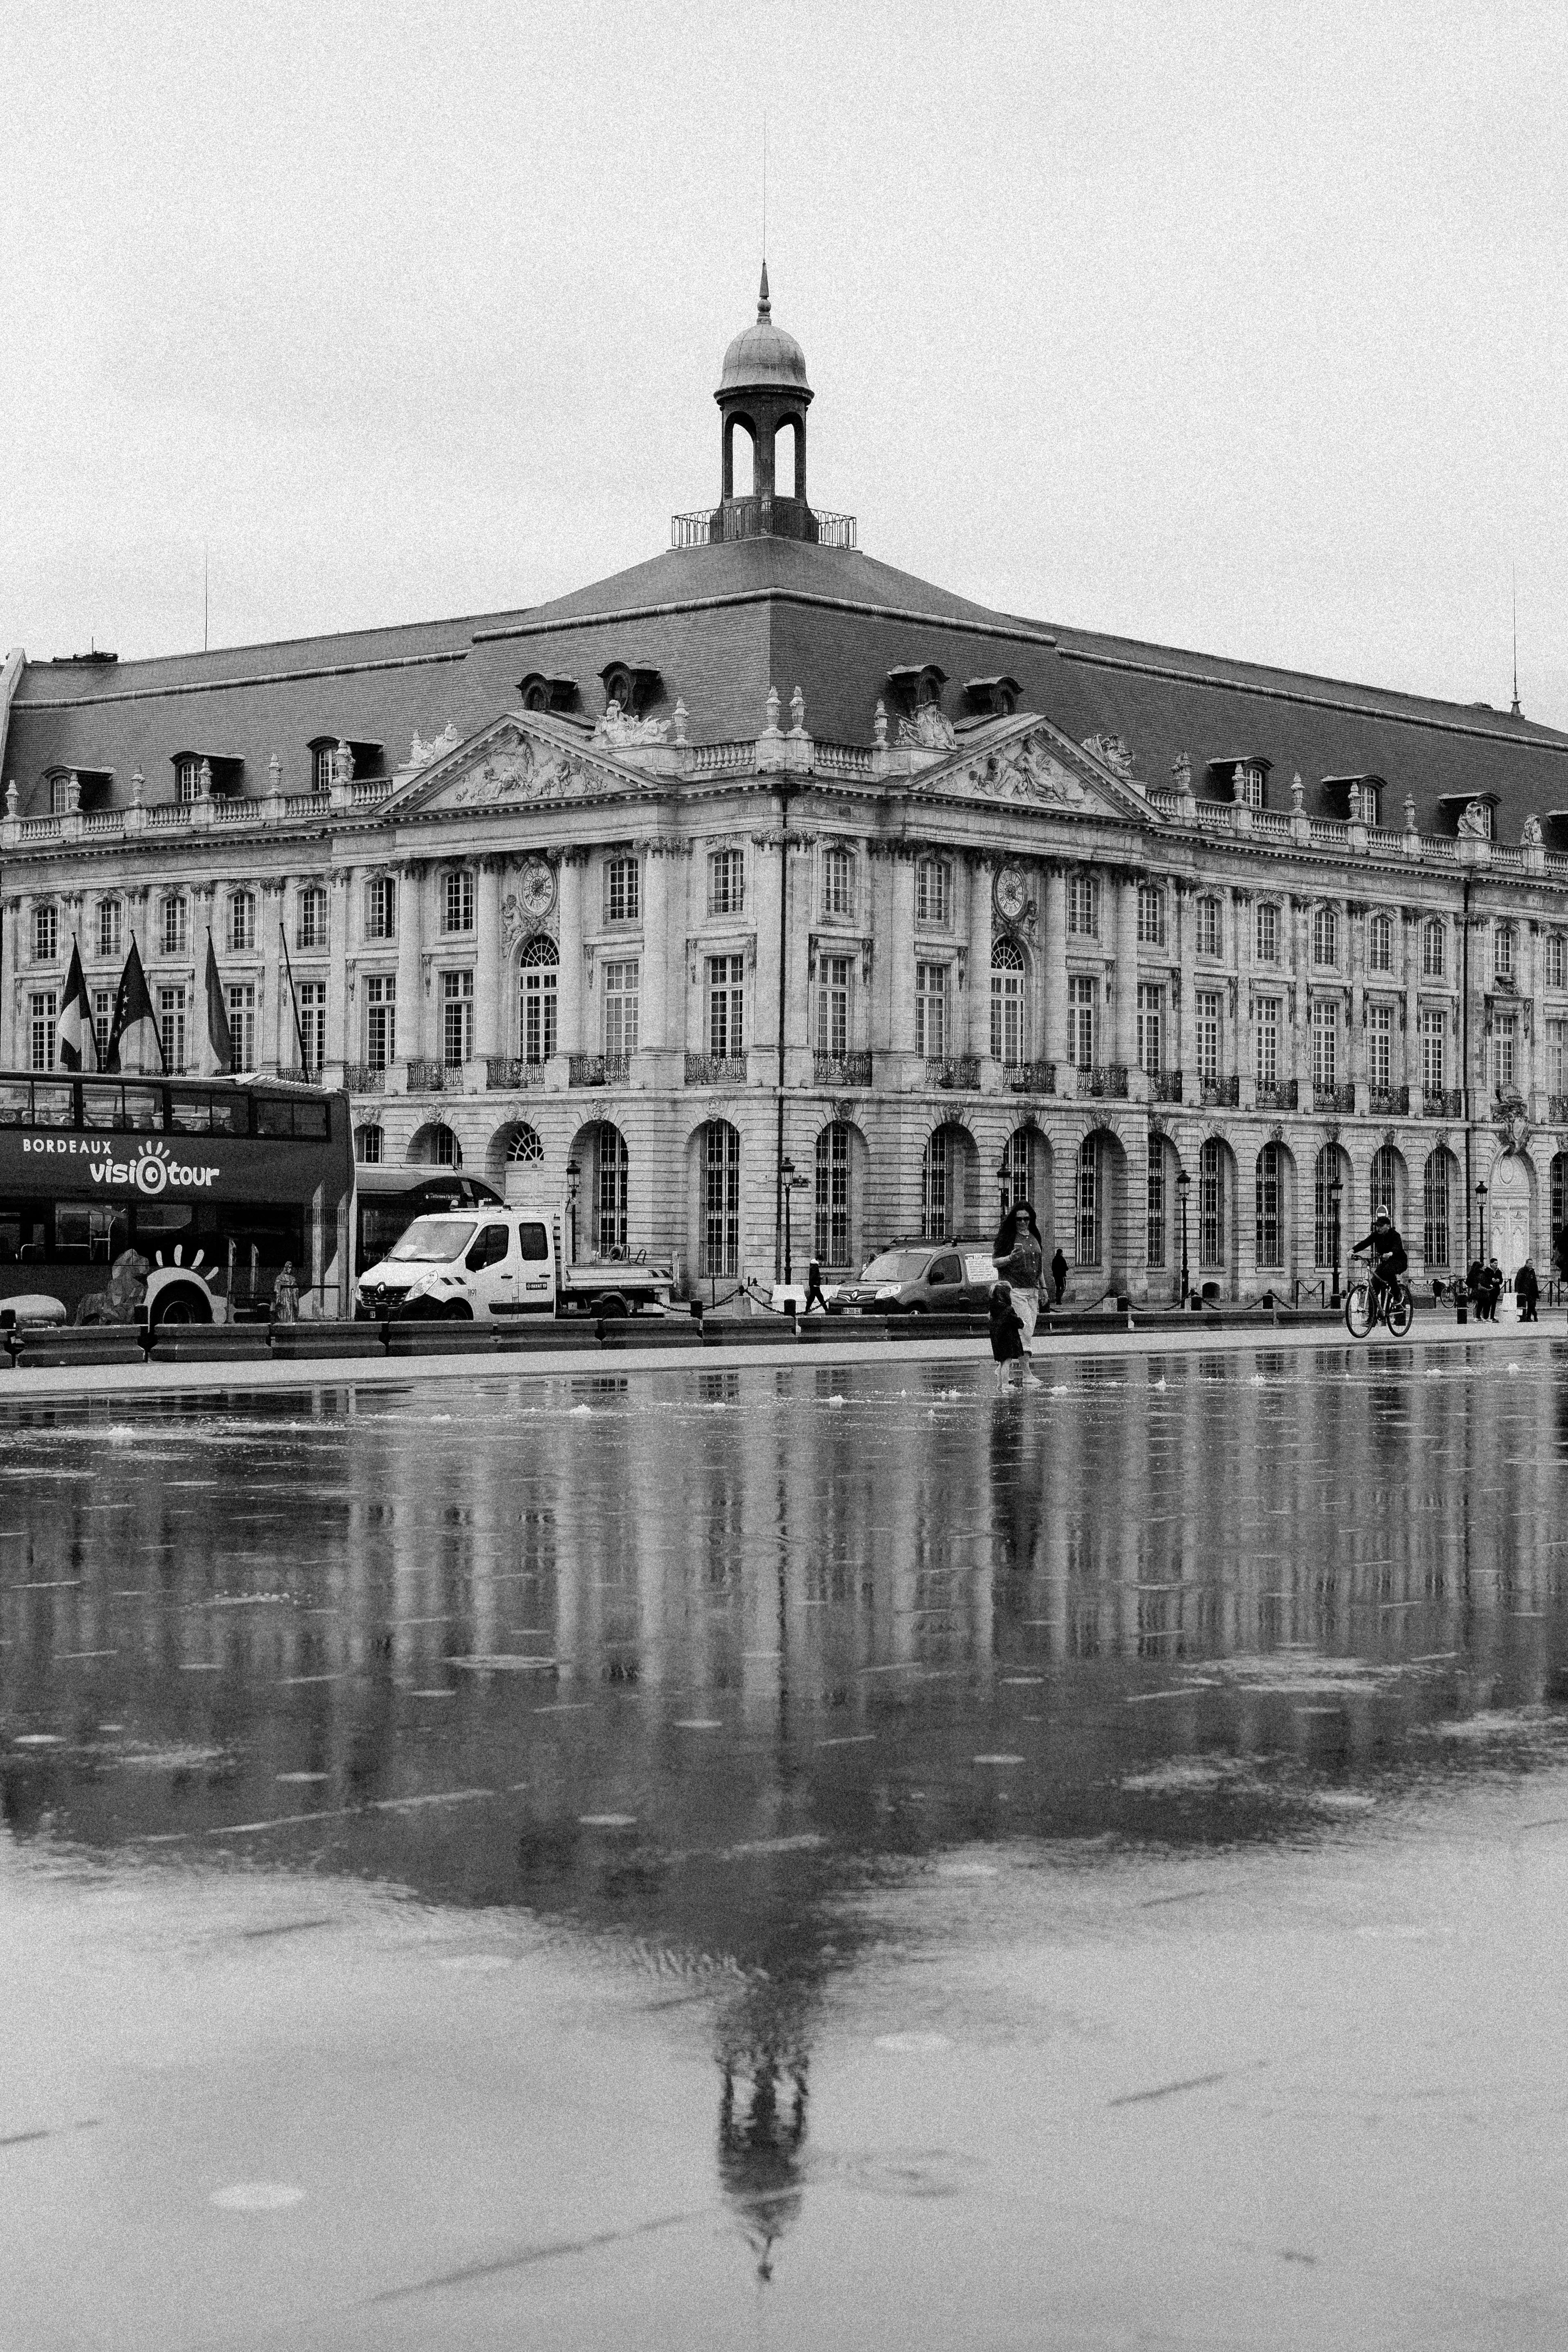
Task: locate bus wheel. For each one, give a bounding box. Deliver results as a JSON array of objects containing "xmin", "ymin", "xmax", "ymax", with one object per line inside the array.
[{"xmin": 152, "ymin": 1287, "xmax": 212, "ymax": 1328}]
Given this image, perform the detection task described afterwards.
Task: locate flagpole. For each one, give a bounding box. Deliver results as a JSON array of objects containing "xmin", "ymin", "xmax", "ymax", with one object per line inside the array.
[{"xmin": 280, "ymin": 923, "xmax": 310, "ymax": 1076}]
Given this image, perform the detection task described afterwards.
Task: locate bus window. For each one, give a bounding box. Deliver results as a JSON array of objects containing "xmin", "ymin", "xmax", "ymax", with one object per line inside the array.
[
  {"xmin": 292, "ymin": 1101, "xmax": 328, "ymax": 1139},
  {"xmin": 122, "ymin": 1086, "xmax": 163, "ymax": 1132},
  {"xmin": 56, "ymin": 1205, "xmax": 121, "ymax": 1261},
  {"xmin": 81, "ymin": 1082, "xmax": 123, "ymax": 1130},
  {"xmin": 208, "ymin": 1094, "xmax": 249, "ymax": 1136},
  {"xmin": 168, "ymin": 1093, "xmax": 213, "ymax": 1134},
  {"xmin": 32, "ymin": 1083, "xmax": 74, "ymax": 1127},
  {"xmin": 135, "ymin": 1204, "xmax": 193, "ymax": 1238},
  {"xmin": 0, "ymin": 1082, "xmax": 30, "ymax": 1126}
]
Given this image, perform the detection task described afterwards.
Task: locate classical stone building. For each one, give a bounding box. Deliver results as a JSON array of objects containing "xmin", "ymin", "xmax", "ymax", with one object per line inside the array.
[{"xmin": 4, "ymin": 269, "xmax": 1568, "ymax": 1299}]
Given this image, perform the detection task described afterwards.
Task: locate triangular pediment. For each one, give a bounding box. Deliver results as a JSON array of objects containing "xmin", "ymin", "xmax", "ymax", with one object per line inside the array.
[
  {"xmin": 381, "ymin": 710, "xmax": 669, "ymax": 818},
  {"xmin": 910, "ymin": 714, "xmax": 1167, "ymax": 824}
]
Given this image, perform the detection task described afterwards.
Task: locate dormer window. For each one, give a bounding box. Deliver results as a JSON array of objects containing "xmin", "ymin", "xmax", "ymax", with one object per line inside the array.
[
  {"xmin": 307, "ymin": 736, "xmax": 383, "ymax": 793},
  {"xmin": 1321, "ymin": 773, "xmax": 1385, "ymax": 826},
  {"xmin": 171, "ymin": 749, "xmax": 243, "ymax": 802},
  {"xmin": 962, "ymin": 676, "xmax": 1020, "ymax": 719},
  {"xmin": 1209, "ymin": 755, "xmax": 1272, "ymax": 810},
  {"xmin": 885, "ymin": 664, "xmax": 947, "ymax": 720},
  {"xmin": 519, "ymin": 673, "xmax": 579, "ymax": 715},
  {"xmin": 599, "ymin": 662, "xmax": 661, "ymax": 717},
  {"xmin": 312, "ymin": 743, "xmax": 335, "ymax": 793},
  {"xmin": 175, "ymin": 757, "xmax": 201, "ymax": 804}
]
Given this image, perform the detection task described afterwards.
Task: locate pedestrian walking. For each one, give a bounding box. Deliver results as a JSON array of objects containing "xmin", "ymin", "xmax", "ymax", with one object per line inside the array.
[
  {"xmin": 803, "ymin": 1260, "xmax": 828, "ymax": 1315},
  {"xmin": 1516, "ymin": 1258, "xmax": 1540, "ymax": 1323},
  {"xmin": 993, "ymin": 1201, "xmax": 1044, "ymax": 1356},
  {"xmin": 1050, "ymin": 1245, "xmax": 1068, "ymax": 1305},
  {"xmin": 988, "ymin": 1280, "xmax": 1037, "ymax": 1388},
  {"xmin": 1485, "ymin": 1257, "xmax": 1504, "ymax": 1321}
]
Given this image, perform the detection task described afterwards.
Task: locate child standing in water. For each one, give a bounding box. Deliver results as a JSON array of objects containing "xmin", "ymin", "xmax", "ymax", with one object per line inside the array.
[{"xmin": 988, "ymin": 1280, "xmax": 1037, "ymax": 1388}]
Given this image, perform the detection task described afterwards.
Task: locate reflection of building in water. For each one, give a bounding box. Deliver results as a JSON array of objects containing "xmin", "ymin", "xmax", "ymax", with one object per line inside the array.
[{"xmin": 715, "ymin": 1978, "xmax": 813, "ymax": 2283}]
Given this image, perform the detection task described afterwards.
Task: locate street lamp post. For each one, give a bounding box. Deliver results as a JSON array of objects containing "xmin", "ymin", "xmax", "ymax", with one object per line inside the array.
[
  {"xmin": 781, "ymin": 1156, "xmax": 796, "ymax": 1286},
  {"xmin": 997, "ymin": 1156, "xmax": 1011, "ymax": 1220},
  {"xmin": 1476, "ymin": 1179, "xmax": 1488, "ymax": 1265},
  {"xmin": 1328, "ymin": 1172, "xmax": 1343, "ymax": 1306},
  {"xmin": 566, "ymin": 1156, "xmax": 580, "ymax": 1264},
  {"xmin": 1176, "ymin": 1166, "xmax": 1191, "ymax": 1308}
]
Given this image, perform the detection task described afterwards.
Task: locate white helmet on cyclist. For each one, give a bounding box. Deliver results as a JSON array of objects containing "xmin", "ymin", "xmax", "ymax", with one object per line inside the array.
[{"xmin": 1374, "ymin": 1209, "xmax": 1391, "ymax": 1227}]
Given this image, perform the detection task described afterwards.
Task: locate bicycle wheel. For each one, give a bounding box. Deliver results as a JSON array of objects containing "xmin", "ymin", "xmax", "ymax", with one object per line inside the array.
[
  {"xmin": 1344, "ymin": 1284, "xmax": 1374, "ymax": 1339},
  {"xmin": 1386, "ymin": 1287, "xmax": 1414, "ymax": 1337}
]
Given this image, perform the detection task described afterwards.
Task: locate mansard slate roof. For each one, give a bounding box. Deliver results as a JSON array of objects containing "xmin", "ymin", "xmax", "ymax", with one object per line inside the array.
[{"xmin": 6, "ymin": 528, "xmax": 1567, "ymax": 844}]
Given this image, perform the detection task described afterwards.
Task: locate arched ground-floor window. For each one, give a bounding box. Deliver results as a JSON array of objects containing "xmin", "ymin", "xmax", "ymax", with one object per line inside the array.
[
  {"xmin": 1255, "ymin": 1142, "xmax": 1284, "ymax": 1270},
  {"xmin": 699, "ymin": 1121, "xmax": 741, "ymax": 1278},
  {"xmin": 1076, "ymin": 1134, "xmax": 1100, "ymax": 1267},
  {"xmin": 814, "ymin": 1121, "xmax": 852, "ymax": 1269},
  {"xmin": 354, "ymin": 1123, "xmax": 383, "ymax": 1166},
  {"xmin": 408, "ymin": 1121, "xmax": 460, "ymax": 1168},
  {"xmin": 1371, "ymin": 1142, "xmax": 1403, "ymax": 1227},
  {"xmin": 1423, "ymin": 1148, "xmax": 1456, "ymax": 1268},
  {"xmin": 1198, "ymin": 1137, "xmax": 1227, "ymax": 1270},
  {"xmin": 923, "ymin": 1122, "xmax": 973, "ymax": 1241},
  {"xmin": 1314, "ymin": 1144, "xmax": 1348, "ymax": 1269},
  {"xmin": 570, "ymin": 1120, "xmax": 627, "ymax": 1259}
]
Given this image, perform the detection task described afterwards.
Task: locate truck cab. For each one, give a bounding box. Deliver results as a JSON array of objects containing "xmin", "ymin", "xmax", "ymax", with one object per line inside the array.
[{"xmin": 356, "ymin": 1205, "xmax": 671, "ymax": 1322}]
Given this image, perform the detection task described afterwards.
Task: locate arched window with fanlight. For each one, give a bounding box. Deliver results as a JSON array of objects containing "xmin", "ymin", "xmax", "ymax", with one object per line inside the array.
[
  {"xmin": 520, "ymin": 936, "xmax": 558, "ymax": 1065},
  {"xmin": 814, "ymin": 1121, "xmax": 852, "ymax": 1269},
  {"xmin": 354, "ymin": 1123, "xmax": 383, "ymax": 1166},
  {"xmin": 922, "ymin": 1127, "xmax": 952, "ymax": 1242},
  {"xmin": 1255, "ymin": 1143, "xmax": 1284, "ymax": 1270},
  {"xmin": 1314, "ymin": 1143, "xmax": 1348, "ymax": 1269},
  {"xmin": 699, "ymin": 1121, "xmax": 741, "ymax": 1278},
  {"xmin": 990, "ymin": 937, "xmax": 1027, "ymax": 1067},
  {"xmin": 1424, "ymin": 1148, "xmax": 1456, "ymax": 1269},
  {"xmin": 429, "ymin": 1123, "xmax": 459, "ymax": 1167},
  {"xmin": 1371, "ymin": 1143, "xmax": 1401, "ymax": 1227},
  {"xmin": 1199, "ymin": 1137, "xmax": 1227, "ymax": 1270}
]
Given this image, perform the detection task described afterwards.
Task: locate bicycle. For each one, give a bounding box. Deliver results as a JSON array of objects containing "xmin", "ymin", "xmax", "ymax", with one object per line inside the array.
[{"xmin": 1343, "ymin": 1251, "xmax": 1414, "ymax": 1339}]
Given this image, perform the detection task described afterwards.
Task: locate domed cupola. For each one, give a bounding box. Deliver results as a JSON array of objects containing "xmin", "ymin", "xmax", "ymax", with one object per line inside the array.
[{"xmin": 713, "ymin": 264, "xmax": 818, "ymax": 541}]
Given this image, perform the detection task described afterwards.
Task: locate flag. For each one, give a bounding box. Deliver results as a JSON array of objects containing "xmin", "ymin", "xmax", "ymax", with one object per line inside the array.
[
  {"xmin": 279, "ymin": 923, "xmax": 310, "ymax": 1074},
  {"xmin": 106, "ymin": 938, "xmax": 163, "ymax": 1076},
  {"xmin": 56, "ymin": 939, "xmax": 95, "ymax": 1072},
  {"xmin": 205, "ymin": 934, "xmax": 233, "ymax": 1074}
]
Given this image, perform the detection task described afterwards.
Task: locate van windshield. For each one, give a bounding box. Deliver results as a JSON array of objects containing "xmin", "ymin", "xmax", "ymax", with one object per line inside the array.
[
  {"xmin": 386, "ymin": 1217, "xmax": 476, "ymax": 1265},
  {"xmin": 860, "ymin": 1251, "xmax": 932, "ymax": 1283}
]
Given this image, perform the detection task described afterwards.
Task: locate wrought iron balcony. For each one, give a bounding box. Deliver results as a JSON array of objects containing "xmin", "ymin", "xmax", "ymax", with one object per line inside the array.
[
  {"xmin": 406, "ymin": 1058, "xmax": 450, "ymax": 1093},
  {"xmin": 1150, "ymin": 1070, "xmax": 1183, "ymax": 1103},
  {"xmin": 1255, "ymin": 1080, "xmax": 1298, "ymax": 1111},
  {"xmin": 1550, "ymin": 1094, "xmax": 1568, "ymax": 1125},
  {"xmin": 487, "ymin": 1057, "xmax": 546, "ymax": 1090},
  {"xmin": 812, "ymin": 1050, "xmax": 872, "ymax": 1089},
  {"xmin": 570, "ymin": 1053, "xmax": 629, "ymax": 1088},
  {"xmin": 1199, "ymin": 1074, "xmax": 1240, "ymax": 1107},
  {"xmin": 686, "ymin": 1052, "xmax": 748, "ymax": 1086},
  {"xmin": 1087, "ymin": 1064, "xmax": 1130, "ymax": 1100},
  {"xmin": 344, "ymin": 1062, "xmax": 386, "ymax": 1094},
  {"xmin": 926, "ymin": 1056, "xmax": 979, "ymax": 1092},
  {"xmin": 1310, "ymin": 1082, "xmax": 1356, "ymax": 1114},
  {"xmin": 1005, "ymin": 1060, "xmax": 1056, "ymax": 1096},
  {"xmin": 1369, "ymin": 1085, "xmax": 1410, "ymax": 1117},
  {"xmin": 671, "ymin": 498, "xmax": 857, "ymax": 551},
  {"xmin": 1421, "ymin": 1087, "xmax": 1462, "ymax": 1119}
]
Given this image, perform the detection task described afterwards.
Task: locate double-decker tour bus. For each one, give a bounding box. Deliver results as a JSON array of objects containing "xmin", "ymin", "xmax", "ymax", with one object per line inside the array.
[{"xmin": 0, "ymin": 1071, "xmax": 354, "ymax": 1324}]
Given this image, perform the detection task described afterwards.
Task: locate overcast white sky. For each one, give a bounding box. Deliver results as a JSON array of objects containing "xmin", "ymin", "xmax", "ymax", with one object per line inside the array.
[{"xmin": 2, "ymin": 0, "xmax": 1564, "ymax": 723}]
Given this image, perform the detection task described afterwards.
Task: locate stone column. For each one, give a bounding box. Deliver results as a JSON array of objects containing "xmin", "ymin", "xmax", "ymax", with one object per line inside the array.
[
  {"xmin": 751, "ymin": 825, "xmax": 782, "ymax": 1086},
  {"xmin": 555, "ymin": 852, "xmax": 585, "ymax": 1060},
  {"xmin": 327, "ymin": 870, "xmax": 349, "ymax": 1076},
  {"xmin": 1402, "ymin": 911, "xmax": 1420, "ymax": 1101},
  {"xmin": 1043, "ymin": 863, "xmax": 1068, "ymax": 1077},
  {"xmin": 968, "ymin": 857, "xmax": 992, "ymax": 1072},
  {"xmin": 0, "ymin": 895, "xmax": 18, "ymax": 1067},
  {"xmin": 1348, "ymin": 899, "xmax": 1366, "ymax": 1109},
  {"xmin": 889, "ymin": 852, "xmax": 916, "ymax": 1071},
  {"xmin": 638, "ymin": 840, "xmax": 680, "ymax": 1087},
  {"xmin": 1114, "ymin": 868, "xmax": 1139, "ymax": 1080},
  {"xmin": 785, "ymin": 829, "xmax": 813, "ymax": 1086},
  {"xmin": 1234, "ymin": 889, "xmax": 1254, "ymax": 1105},
  {"xmin": 1528, "ymin": 917, "xmax": 1546, "ymax": 1114},
  {"xmin": 261, "ymin": 881, "xmax": 284, "ymax": 1073},
  {"xmin": 474, "ymin": 858, "xmax": 502, "ymax": 1067},
  {"xmin": 395, "ymin": 860, "xmax": 424, "ymax": 1076},
  {"xmin": 1176, "ymin": 883, "xmax": 1197, "ymax": 1089},
  {"xmin": 1289, "ymin": 896, "xmax": 1310, "ymax": 1096}
]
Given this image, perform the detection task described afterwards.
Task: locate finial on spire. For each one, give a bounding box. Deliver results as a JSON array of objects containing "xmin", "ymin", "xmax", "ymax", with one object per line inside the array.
[{"xmin": 758, "ymin": 259, "xmax": 771, "ymax": 322}]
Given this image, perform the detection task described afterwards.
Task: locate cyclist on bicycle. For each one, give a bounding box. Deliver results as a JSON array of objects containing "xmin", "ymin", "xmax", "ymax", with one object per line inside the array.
[{"xmin": 1351, "ymin": 1209, "xmax": 1408, "ymax": 1315}]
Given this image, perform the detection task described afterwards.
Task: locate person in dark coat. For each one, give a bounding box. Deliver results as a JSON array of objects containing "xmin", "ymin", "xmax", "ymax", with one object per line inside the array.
[
  {"xmin": 1516, "ymin": 1258, "xmax": 1540, "ymax": 1323},
  {"xmin": 1484, "ymin": 1258, "xmax": 1504, "ymax": 1320},
  {"xmin": 988, "ymin": 1280, "xmax": 1036, "ymax": 1387},
  {"xmin": 803, "ymin": 1260, "xmax": 828, "ymax": 1315},
  {"xmin": 1050, "ymin": 1246, "xmax": 1068, "ymax": 1305},
  {"xmin": 1467, "ymin": 1258, "xmax": 1489, "ymax": 1321}
]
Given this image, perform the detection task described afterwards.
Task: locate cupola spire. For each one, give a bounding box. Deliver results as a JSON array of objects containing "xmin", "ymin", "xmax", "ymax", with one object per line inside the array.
[{"xmin": 758, "ymin": 259, "xmax": 771, "ymax": 322}]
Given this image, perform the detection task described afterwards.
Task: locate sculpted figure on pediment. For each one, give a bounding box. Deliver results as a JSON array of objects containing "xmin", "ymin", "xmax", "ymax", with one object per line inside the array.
[
  {"xmin": 407, "ymin": 721, "xmax": 461, "ymax": 771},
  {"xmin": 898, "ymin": 705, "xmax": 957, "ymax": 751},
  {"xmin": 443, "ymin": 734, "xmax": 593, "ymax": 809},
  {"xmin": 966, "ymin": 735, "xmax": 1087, "ymax": 809},
  {"xmin": 594, "ymin": 700, "xmax": 670, "ymax": 747}
]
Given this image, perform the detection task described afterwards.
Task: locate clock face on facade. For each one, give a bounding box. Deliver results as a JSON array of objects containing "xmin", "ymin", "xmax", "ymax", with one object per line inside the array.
[
  {"xmin": 519, "ymin": 858, "xmax": 555, "ymax": 918},
  {"xmin": 994, "ymin": 864, "xmax": 1027, "ymax": 923}
]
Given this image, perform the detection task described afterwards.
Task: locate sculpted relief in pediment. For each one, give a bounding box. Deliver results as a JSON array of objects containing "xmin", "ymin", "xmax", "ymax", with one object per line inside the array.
[
  {"xmin": 959, "ymin": 734, "xmax": 1091, "ymax": 810},
  {"xmin": 411, "ymin": 726, "xmax": 605, "ymax": 813}
]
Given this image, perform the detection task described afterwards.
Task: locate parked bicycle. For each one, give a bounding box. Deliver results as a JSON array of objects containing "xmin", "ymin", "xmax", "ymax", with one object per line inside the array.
[{"xmin": 1343, "ymin": 1250, "xmax": 1415, "ymax": 1338}]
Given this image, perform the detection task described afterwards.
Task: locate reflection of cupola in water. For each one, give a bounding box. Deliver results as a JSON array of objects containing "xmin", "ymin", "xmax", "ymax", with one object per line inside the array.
[{"xmin": 713, "ymin": 263, "xmax": 818, "ymax": 543}]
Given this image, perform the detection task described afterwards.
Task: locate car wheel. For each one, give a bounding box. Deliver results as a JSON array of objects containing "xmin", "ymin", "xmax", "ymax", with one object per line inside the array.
[{"xmin": 598, "ymin": 1292, "xmax": 629, "ymax": 1320}]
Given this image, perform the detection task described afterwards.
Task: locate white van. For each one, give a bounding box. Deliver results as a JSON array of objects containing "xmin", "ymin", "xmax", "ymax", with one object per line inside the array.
[{"xmin": 356, "ymin": 1204, "xmax": 671, "ymax": 1323}]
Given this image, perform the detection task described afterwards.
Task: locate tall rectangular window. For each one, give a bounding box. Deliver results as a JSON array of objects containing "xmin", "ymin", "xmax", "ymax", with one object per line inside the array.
[
  {"xmin": 707, "ymin": 849, "xmax": 744, "ymax": 917},
  {"xmin": 1495, "ymin": 925, "xmax": 1515, "ymax": 985},
  {"xmin": 815, "ymin": 1123, "xmax": 851, "ymax": 1267},
  {"xmin": 226, "ymin": 983, "xmax": 256, "ymax": 1069},
  {"xmin": 1548, "ymin": 1018, "xmax": 1568, "ymax": 1096},
  {"xmin": 1195, "ymin": 896, "xmax": 1222, "ymax": 957},
  {"xmin": 158, "ymin": 985, "xmax": 187, "ymax": 1074},
  {"xmin": 1076, "ymin": 1137, "xmax": 1099, "ymax": 1267},
  {"xmin": 604, "ymin": 858, "xmax": 639, "ymax": 924},
  {"xmin": 1067, "ymin": 874, "xmax": 1100, "ymax": 937},
  {"xmin": 91, "ymin": 988, "xmax": 113, "ymax": 1070},
  {"xmin": 1067, "ymin": 975, "xmax": 1095, "ymax": 1069},
  {"xmin": 1137, "ymin": 982, "xmax": 1162, "ymax": 1075},
  {"xmin": 229, "ymin": 892, "xmax": 255, "ymax": 953},
  {"xmin": 442, "ymin": 969, "xmax": 473, "ymax": 1065},
  {"xmin": 1195, "ymin": 990, "xmax": 1221, "ymax": 1081},
  {"xmin": 32, "ymin": 903, "xmax": 57, "ymax": 964},
  {"xmin": 1366, "ymin": 913, "xmax": 1393, "ymax": 973},
  {"xmin": 1368, "ymin": 1002, "xmax": 1393, "ymax": 1090},
  {"xmin": 442, "ymin": 870, "xmax": 475, "ymax": 935},
  {"xmin": 364, "ymin": 875, "xmax": 397, "ymax": 941},
  {"xmin": 1312, "ymin": 998, "xmax": 1338, "ymax": 1089},
  {"xmin": 706, "ymin": 955, "xmax": 745, "ymax": 1058},
  {"xmin": 1311, "ymin": 905, "xmax": 1338, "ymax": 966},
  {"xmin": 1422, "ymin": 919, "xmax": 1445, "ymax": 979},
  {"xmin": 365, "ymin": 974, "xmax": 396, "ymax": 1067},
  {"xmin": 603, "ymin": 960, "xmax": 639, "ymax": 1056},
  {"xmin": 1199, "ymin": 1140, "xmax": 1226, "ymax": 1271},
  {"xmin": 1548, "ymin": 934, "xmax": 1567, "ymax": 991},
  {"xmin": 296, "ymin": 886, "xmax": 327, "ymax": 951},
  {"xmin": 1256, "ymin": 1143, "xmax": 1283, "ymax": 1270},
  {"xmin": 915, "ymin": 857, "xmax": 949, "ymax": 925},
  {"xmin": 1146, "ymin": 1146, "xmax": 1166, "ymax": 1269},
  {"xmin": 1423, "ymin": 1154, "xmax": 1451, "ymax": 1268},
  {"xmin": 1493, "ymin": 1012, "xmax": 1518, "ymax": 1093},
  {"xmin": 915, "ymin": 962, "xmax": 947, "ymax": 1059},
  {"xmin": 161, "ymin": 896, "xmax": 186, "ymax": 957},
  {"xmin": 1137, "ymin": 883, "xmax": 1165, "ymax": 946},
  {"xmin": 1255, "ymin": 901, "xmax": 1279, "ymax": 963},
  {"xmin": 97, "ymin": 898, "xmax": 121, "ymax": 960},
  {"xmin": 817, "ymin": 955, "xmax": 852, "ymax": 1060},
  {"xmin": 175, "ymin": 757, "xmax": 200, "ymax": 804},
  {"xmin": 1420, "ymin": 1007, "xmax": 1445, "ymax": 1093},
  {"xmin": 298, "ymin": 981, "xmax": 326, "ymax": 1074},
  {"xmin": 822, "ymin": 845, "xmax": 855, "ymax": 918},
  {"xmin": 522, "ymin": 951, "xmax": 557, "ymax": 1065},
  {"xmin": 28, "ymin": 991, "xmax": 56, "ymax": 1073},
  {"xmin": 990, "ymin": 950, "xmax": 1025, "ymax": 1065},
  {"xmin": 1256, "ymin": 996, "xmax": 1280, "ymax": 1088}
]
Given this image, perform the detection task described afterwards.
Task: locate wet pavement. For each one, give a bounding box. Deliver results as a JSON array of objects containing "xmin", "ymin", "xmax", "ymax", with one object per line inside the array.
[{"xmin": 6, "ymin": 1340, "xmax": 1568, "ymax": 2348}]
